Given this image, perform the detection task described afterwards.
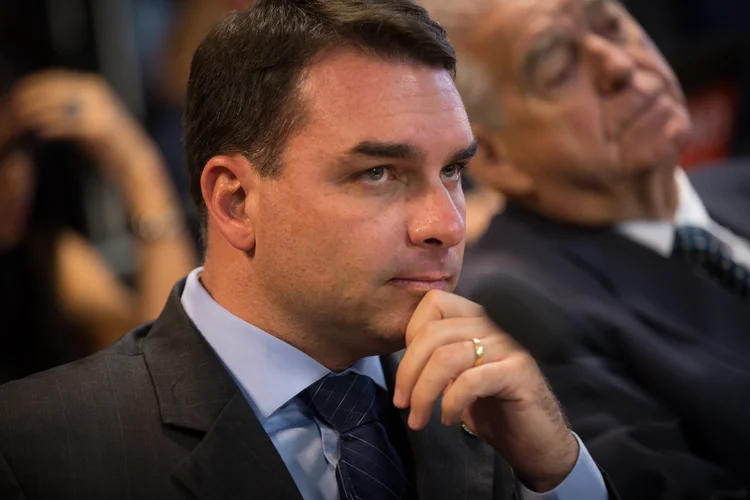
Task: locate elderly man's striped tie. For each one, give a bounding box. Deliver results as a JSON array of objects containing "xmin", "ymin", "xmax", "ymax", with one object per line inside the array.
[{"xmin": 671, "ymin": 226, "xmax": 750, "ymax": 300}]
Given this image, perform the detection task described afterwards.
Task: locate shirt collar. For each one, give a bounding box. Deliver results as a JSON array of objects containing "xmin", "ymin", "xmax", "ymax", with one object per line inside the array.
[
  {"xmin": 180, "ymin": 267, "xmax": 387, "ymax": 422},
  {"xmin": 617, "ymin": 168, "xmax": 712, "ymax": 257},
  {"xmin": 673, "ymin": 168, "xmax": 711, "ymax": 227}
]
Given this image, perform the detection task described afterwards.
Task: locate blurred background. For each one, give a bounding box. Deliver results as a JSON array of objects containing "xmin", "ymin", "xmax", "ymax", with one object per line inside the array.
[
  {"xmin": 0, "ymin": 0, "xmax": 254, "ymax": 267},
  {"xmin": 2, "ymin": 0, "xmax": 750, "ymax": 274},
  {"xmin": 1, "ymin": 0, "xmax": 749, "ymax": 379}
]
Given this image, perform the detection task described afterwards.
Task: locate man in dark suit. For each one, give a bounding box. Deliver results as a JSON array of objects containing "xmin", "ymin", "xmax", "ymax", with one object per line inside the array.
[
  {"xmin": 419, "ymin": 0, "xmax": 750, "ymax": 497},
  {"xmin": 0, "ymin": 1, "xmax": 618, "ymax": 499}
]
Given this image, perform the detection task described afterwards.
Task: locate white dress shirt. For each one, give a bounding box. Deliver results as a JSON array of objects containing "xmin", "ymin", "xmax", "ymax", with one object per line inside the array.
[
  {"xmin": 618, "ymin": 169, "xmax": 750, "ymax": 267},
  {"xmin": 181, "ymin": 268, "xmax": 607, "ymax": 500}
]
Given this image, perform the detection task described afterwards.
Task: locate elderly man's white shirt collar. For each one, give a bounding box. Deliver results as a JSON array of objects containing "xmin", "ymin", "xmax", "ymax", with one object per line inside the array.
[{"xmin": 617, "ymin": 168, "xmax": 710, "ymax": 257}]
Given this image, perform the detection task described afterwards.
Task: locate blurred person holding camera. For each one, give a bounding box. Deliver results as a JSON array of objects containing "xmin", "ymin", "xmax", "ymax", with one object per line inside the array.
[{"xmin": 0, "ymin": 68, "xmax": 196, "ymax": 383}]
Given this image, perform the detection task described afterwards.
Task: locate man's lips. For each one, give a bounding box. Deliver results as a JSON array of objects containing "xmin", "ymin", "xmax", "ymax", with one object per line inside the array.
[{"xmin": 388, "ymin": 274, "xmax": 453, "ymax": 291}]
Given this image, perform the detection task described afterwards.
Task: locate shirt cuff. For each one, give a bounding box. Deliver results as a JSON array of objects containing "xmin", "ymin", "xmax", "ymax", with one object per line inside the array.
[{"xmin": 516, "ymin": 433, "xmax": 608, "ymax": 500}]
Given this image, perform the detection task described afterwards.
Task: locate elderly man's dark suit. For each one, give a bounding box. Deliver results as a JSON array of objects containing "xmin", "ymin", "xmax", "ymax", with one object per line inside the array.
[{"xmin": 460, "ymin": 162, "xmax": 750, "ymax": 499}]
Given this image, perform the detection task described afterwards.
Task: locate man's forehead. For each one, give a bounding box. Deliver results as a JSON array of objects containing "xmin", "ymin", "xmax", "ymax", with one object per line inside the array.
[
  {"xmin": 289, "ymin": 48, "xmax": 472, "ymax": 161},
  {"xmin": 478, "ymin": 0, "xmax": 612, "ymax": 37},
  {"xmin": 487, "ymin": 0, "xmax": 606, "ymax": 15},
  {"xmin": 302, "ymin": 48, "xmax": 457, "ymax": 101},
  {"xmin": 476, "ymin": 0, "xmax": 613, "ymax": 72},
  {"xmin": 303, "ymin": 49, "xmax": 465, "ymax": 122}
]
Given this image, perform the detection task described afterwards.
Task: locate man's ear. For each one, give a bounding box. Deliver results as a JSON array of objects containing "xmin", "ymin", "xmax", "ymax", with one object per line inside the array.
[
  {"xmin": 471, "ymin": 124, "xmax": 534, "ymax": 197},
  {"xmin": 200, "ymin": 153, "xmax": 258, "ymax": 252}
]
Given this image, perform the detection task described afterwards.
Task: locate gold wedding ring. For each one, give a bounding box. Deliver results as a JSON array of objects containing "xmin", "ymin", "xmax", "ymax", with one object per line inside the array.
[
  {"xmin": 471, "ymin": 338, "xmax": 485, "ymax": 367},
  {"xmin": 460, "ymin": 422, "xmax": 477, "ymax": 436}
]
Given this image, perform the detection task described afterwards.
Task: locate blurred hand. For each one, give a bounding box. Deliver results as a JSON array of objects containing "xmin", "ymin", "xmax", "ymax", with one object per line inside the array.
[
  {"xmin": 0, "ymin": 98, "xmax": 22, "ymax": 149},
  {"xmin": 10, "ymin": 69, "xmax": 135, "ymax": 153},
  {"xmin": 394, "ymin": 290, "xmax": 579, "ymax": 492}
]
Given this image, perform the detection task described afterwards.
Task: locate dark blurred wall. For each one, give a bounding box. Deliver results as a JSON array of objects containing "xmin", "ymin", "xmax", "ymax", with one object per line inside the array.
[{"xmin": 624, "ymin": 0, "xmax": 750, "ymax": 158}]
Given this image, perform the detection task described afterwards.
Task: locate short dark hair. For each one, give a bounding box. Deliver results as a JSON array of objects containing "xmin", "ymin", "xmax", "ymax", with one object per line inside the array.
[{"xmin": 183, "ymin": 0, "xmax": 456, "ymax": 227}]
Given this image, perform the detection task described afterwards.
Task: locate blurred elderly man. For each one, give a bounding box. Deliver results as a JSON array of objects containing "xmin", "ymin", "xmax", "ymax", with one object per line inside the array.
[{"xmin": 422, "ymin": 0, "xmax": 750, "ymax": 498}]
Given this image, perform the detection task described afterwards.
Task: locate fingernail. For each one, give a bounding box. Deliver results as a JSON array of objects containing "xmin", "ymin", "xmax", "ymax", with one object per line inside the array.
[
  {"xmin": 393, "ymin": 389, "xmax": 405, "ymax": 408},
  {"xmin": 408, "ymin": 411, "xmax": 418, "ymax": 429}
]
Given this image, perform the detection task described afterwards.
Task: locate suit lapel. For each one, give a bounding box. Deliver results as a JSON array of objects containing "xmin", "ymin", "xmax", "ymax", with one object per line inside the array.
[
  {"xmin": 143, "ymin": 282, "xmax": 302, "ymax": 500},
  {"xmin": 381, "ymin": 353, "xmax": 500, "ymax": 500},
  {"xmin": 502, "ymin": 204, "xmax": 750, "ymax": 352},
  {"xmin": 172, "ymin": 392, "xmax": 302, "ymax": 500},
  {"xmin": 560, "ymin": 228, "xmax": 750, "ymax": 351}
]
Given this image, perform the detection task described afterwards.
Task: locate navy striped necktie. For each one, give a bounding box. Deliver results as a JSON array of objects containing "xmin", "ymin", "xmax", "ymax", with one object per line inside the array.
[
  {"xmin": 300, "ymin": 372, "xmax": 414, "ymax": 500},
  {"xmin": 671, "ymin": 226, "xmax": 750, "ymax": 300}
]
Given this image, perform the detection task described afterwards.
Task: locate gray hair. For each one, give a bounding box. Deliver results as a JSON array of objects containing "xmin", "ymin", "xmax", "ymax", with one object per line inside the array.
[{"xmin": 419, "ymin": 0, "xmax": 504, "ymax": 128}]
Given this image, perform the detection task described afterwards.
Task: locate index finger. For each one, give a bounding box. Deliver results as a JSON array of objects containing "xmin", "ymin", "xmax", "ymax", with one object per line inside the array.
[{"xmin": 404, "ymin": 290, "xmax": 483, "ymax": 348}]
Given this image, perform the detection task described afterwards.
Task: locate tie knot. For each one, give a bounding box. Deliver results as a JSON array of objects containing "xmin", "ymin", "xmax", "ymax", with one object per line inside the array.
[
  {"xmin": 671, "ymin": 225, "xmax": 750, "ymax": 299},
  {"xmin": 672, "ymin": 225, "xmax": 727, "ymax": 262},
  {"xmin": 301, "ymin": 372, "xmax": 382, "ymax": 433}
]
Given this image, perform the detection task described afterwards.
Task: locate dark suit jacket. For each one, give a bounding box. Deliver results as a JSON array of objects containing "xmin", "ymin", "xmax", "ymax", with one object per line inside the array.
[
  {"xmin": 460, "ymin": 162, "xmax": 750, "ymax": 499},
  {"xmin": 0, "ymin": 280, "xmax": 522, "ymax": 500}
]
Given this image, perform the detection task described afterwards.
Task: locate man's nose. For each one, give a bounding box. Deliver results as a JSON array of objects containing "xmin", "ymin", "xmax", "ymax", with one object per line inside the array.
[
  {"xmin": 585, "ymin": 35, "xmax": 635, "ymax": 95},
  {"xmin": 407, "ymin": 185, "xmax": 465, "ymax": 249}
]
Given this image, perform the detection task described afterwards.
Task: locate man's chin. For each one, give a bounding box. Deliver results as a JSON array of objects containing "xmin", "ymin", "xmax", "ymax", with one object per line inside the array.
[
  {"xmin": 368, "ymin": 284, "xmax": 457, "ymax": 351},
  {"xmin": 368, "ymin": 309, "xmax": 415, "ymax": 349},
  {"xmin": 381, "ymin": 334, "xmax": 408, "ymax": 354},
  {"xmin": 627, "ymin": 148, "xmax": 681, "ymax": 176},
  {"xmin": 617, "ymin": 136, "xmax": 683, "ymax": 175}
]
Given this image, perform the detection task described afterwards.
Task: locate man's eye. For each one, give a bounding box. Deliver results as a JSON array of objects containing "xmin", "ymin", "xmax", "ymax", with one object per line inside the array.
[
  {"xmin": 441, "ymin": 163, "xmax": 466, "ymax": 181},
  {"xmin": 359, "ymin": 166, "xmax": 393, "ymax": 183},
  {"xmin": 547, "ymin": 62, "xmax": 576, "ymax": 89},
  {"xmin": 538, "ymin": 43, "xmax": 579, "ymax": 91},
  {"xmin": 594, "ymin": 15, "xmax": 625, "ymax": 41}
]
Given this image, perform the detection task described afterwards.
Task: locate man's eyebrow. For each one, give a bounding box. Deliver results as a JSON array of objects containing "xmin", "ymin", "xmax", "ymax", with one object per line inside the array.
[
  {"xmin": 347, "ymin": 141, "xmax": 427, "ymax": 162},
  {"xmin": 447, "ymin": 139, "xmax": 479, "ymax": 164},
  {"xmin": 344, "ymin": 139, "xmax": 478, "ymax": 164}
]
